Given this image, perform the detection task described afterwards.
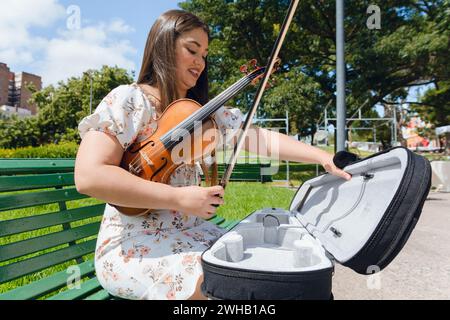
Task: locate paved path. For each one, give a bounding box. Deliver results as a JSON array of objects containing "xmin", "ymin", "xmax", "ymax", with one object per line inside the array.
[{"xmin": 333, "ymin": 191, "xmax": 450, "ymax": 300}]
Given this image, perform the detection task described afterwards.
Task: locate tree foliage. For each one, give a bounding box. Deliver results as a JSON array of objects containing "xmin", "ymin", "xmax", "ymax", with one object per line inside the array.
[
  {"xmin": 0, "ymin": 66, "xmax": 133, "ymax": 148},
  {"xmin": 180, "ymin": 0, "xmax": 449, "ymax": 139}
]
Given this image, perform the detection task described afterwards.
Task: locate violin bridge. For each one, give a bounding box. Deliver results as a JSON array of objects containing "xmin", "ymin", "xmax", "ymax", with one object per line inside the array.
[
  {"xmin": 129, "ymin": 163, "xmax": 142, "ymax": 175},
  {"xmin": 140, "ymin": 151, "xmax": 154, "ymax": 167}
]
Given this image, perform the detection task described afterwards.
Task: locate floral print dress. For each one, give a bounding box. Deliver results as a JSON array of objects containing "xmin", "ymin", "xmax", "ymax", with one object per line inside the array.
[{"xmin": 78, "ymin": 84, "xmax": 244, "ymax": 300}]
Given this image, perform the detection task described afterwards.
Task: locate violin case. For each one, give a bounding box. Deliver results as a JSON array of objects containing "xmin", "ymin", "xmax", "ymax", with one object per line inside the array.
[{"xmin": 201, "ymin": 147, "xmax": 431, "ymax": 300}]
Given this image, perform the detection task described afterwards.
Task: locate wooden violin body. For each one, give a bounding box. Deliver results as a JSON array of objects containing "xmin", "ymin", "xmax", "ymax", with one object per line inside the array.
[{"xmin": 112, "ymin": 98, "xmax": 220, "ymax": 216}]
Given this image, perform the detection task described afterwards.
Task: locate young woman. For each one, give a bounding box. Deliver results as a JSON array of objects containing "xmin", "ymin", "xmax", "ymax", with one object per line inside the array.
[{"xmin": 75, "ymin": 10, "xmax": 351, "ymax": 300}]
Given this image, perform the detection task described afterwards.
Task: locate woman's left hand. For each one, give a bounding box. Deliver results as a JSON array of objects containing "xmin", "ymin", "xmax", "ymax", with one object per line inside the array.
[{"xmin": 319, "ymin": 153, "xmax": 352, "ymax": 181}]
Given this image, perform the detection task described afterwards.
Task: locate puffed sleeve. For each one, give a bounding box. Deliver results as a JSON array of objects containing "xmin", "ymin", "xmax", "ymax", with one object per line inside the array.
[
  {"xmin": 212, "ymin": 106, "xmax": 245, "ymax": 148},
  {"xmin": 78, "ymin": 84, "xmax": 154, "ymax": 151}
]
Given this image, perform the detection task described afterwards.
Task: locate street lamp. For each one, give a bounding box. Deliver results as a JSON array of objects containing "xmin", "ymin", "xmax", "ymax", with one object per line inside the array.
[
  {"xmin": 336, "ymin": 0, "xmax": 346, "ymax": 152},
  {"xmin": 89, "ymin": 71, "xmax": 93, "ymax": 115}
]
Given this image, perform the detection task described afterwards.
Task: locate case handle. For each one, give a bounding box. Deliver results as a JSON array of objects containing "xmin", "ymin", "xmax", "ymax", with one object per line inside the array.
[{"xmin": 333, "ymin": 151, "xmax": 360, "ymax": 169}]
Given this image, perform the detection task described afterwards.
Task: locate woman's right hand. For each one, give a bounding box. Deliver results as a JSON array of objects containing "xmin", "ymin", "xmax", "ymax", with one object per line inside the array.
[{"xmin": 174, "ymin": 185, "xmax": 225, "ymax": 219}]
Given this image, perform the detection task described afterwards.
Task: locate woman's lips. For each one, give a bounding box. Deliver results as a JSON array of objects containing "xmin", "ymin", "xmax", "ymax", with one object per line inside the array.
[{"xmin": 188, "ymin": 68, "xmax": 200, "ymax": 78}]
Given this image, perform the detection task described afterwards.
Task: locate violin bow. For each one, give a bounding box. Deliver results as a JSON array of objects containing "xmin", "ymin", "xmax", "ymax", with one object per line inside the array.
[{"xmin": 219, "ymin": 0, "xmax": 299, "ymax": 189}]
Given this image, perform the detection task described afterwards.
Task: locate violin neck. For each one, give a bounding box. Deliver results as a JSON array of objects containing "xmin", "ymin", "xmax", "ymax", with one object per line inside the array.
[
  {"xmin": 201, "ymin": 67, "xmax": 265, "ymax": 117},
  {"xmin": 161, "ymin": 67, "xmax": 266, "ymax": 147}
]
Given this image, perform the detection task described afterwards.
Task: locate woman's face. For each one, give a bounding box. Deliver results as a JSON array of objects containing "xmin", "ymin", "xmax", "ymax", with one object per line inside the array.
[{"xmin": 174, "ymin": 27, "xmax": 209, "ymax": 96}]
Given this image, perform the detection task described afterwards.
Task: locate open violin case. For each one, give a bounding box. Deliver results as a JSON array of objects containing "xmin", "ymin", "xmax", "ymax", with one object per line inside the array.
[{"xmin": 201, "ymin": 147, "xmax": 431, "ymax": 300}]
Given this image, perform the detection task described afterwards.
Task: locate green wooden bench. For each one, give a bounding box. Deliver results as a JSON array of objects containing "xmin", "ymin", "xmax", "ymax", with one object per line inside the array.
[
  {"xmin": 0, "ymin": 159, "xmax": 240, "ymax": 300},
  {"xmin": 215, "ymin": 163, "xmax": 272, "ymax": 183}
]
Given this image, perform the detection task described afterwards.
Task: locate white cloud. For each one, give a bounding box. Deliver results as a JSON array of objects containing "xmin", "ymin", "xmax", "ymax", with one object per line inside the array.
[
  {"xmin": 107, "ymin": 19, "xmax": 136, "ymax": 34},
  {"xmin": 0, "ymin": 0, "xmax": 65, "ymax": 29},
  {"xmin": 42, "ymin": 24, "xmax": 137, "ymax": 85},
  {"xmin": 0, "ymin": 0, "xmax": 137, "ymax": 86},
  {"xmin": 0, "ymin": 48, "xmax": 34, "ymax": 65},
  {"xmin": 0, "ymin": 0, "xmax": 65, "ymax": 65}
]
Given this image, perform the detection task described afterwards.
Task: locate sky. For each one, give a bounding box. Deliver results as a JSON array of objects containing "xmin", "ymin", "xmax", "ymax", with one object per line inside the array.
[
  {"xmin": 0, "ymin": 0, "xmax": 427, "ymax": 113},
  {"xmin": 0, "ymin": 0, "xmax": 182, "ymax": 86}
]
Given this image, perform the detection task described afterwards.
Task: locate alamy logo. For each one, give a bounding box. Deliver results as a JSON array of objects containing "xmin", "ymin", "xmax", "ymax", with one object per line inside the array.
[
  {"xmin": 367, "ymin": 5, "xmax": 381, "ymax": 30},
  {"xmin": 66, "ymin": 265, "xmax": 81, "ymax": 290},
  {"xmin": 66, "ymin": 5, "xmax": 81, "ymax": 30}
]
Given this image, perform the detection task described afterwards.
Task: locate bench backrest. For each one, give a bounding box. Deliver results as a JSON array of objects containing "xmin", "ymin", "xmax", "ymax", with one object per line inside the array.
[
  {"xmin": 217, "ymin": 163, "xmax": 272, "ymax": 182},
  {"xmin": 0, "ymin": 159, "xmax": 105, "ymax": 298}
]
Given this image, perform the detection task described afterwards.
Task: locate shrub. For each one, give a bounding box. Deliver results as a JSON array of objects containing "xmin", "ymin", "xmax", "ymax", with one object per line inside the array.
[{"xmin": 0, "ymin": 142, "xmax": 79, "ymax": 158}]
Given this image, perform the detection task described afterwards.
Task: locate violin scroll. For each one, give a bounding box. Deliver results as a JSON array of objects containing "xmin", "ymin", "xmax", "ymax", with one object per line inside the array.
[{"xmin": 239, "ymin": 58, "xmax": 281, "ymax": 88}]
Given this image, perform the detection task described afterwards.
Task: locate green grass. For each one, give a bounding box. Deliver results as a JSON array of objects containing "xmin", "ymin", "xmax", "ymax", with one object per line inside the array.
[
  {"xmin": 216, "ymin": 182, "xmax": 296, "ymax": 220},
  {"xmin": 216, "ymin": 145, "xmax": 376, "ymax": 186},
  {"xmin": 0, "ymin": 182, "xmax": 296, "ymax": 297}
]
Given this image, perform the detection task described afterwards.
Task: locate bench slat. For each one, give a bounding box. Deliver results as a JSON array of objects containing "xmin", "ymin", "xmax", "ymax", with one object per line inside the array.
[
  {"xmin": 0, "ymin": 159, "xmax": 75, "ymax": 175},
  {"xmin": 219, "ymin": 168, "xmax": 262, "ymax": 171},
  {"xmin": 0, "ymin": 204, "xmax": 105, "ymax": 237},
  {"xmin": 0, "ymin": 187, "xmax": 88, "ymax": 212},
  {"xmin": 216, "ymin": 163, "xmax": 272, "ymax": 182},
  {"xmin": 84, "ymin": 289, "xmax": 112, "ymax": 300},
  {"xmin": 0, "ymin": 173, "xmax": 75, "ymax": 192},
  {"xmin": 218, "ymin": 170, "xmax": 262, "ymax": 173},
  {"xmin": 219, "ymin": 219, "xmax": 239, "ymax": 230},
  {"xmin": 207, "ymin": 215, "xmax": 225, "ymax": 226},
  {"xmin": 0, "ymin": 239, "xmax": 97, "ymax": 283},
  {"xmin": 48, "ymin": 277, "xmax": 103, "ymax": 300},
  {"xmin": 0, "ymin": 222, "xmax": 101, "ymax": 262},
  {"xmin": 0, "ymin": 260, "xmax": 95, "ymax": 300}
]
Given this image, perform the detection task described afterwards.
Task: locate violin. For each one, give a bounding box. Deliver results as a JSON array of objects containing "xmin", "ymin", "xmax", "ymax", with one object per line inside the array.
[
  {"xmin": 111, "ymin": 59, "xmax": 279, "ymax": 216},
  {"xmin": 112, "ymin": 0, "xmax": 300, "ymax": 216}
]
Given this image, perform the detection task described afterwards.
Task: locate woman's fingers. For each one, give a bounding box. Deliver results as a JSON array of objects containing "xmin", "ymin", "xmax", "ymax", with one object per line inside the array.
[
  {"xmin": 207, "ymin": 205, "xmax": 218, "ymax": 214},
  {"xmin": 210, "ymin": 195, "xmax": 224, "ymax": 206},
  {"xmin": 333, "ymin": 167, "xmax": 352, "ymax": 180},
  {"xmin": 202, "ymin": 210, "xmax": 216, "ymax": 219},
  {"xmin": 323, "ymin": 161, "xmax": 352, "ymax": 181},
  {"xmin": 208, "ymin": 185, "xmax": 224, "ymax": 197}
]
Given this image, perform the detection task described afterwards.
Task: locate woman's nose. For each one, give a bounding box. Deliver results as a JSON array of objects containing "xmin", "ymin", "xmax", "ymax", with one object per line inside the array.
[{"xmin": 194, "ymin": 57, "xmax": 204, "ymax": 69}]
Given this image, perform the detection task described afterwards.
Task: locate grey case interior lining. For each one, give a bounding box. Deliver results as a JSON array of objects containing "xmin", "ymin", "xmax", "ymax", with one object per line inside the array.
[
  {"xmin": 202, "ymin": 209, "xmax": 333, "ymax": 272},
  {"xmin": 290, "ymin": 147, "xmax": 408, "ymax": 263},
  {"xmin": 202, "ymin": 148, "xmax": 409, "ymax": 272}
]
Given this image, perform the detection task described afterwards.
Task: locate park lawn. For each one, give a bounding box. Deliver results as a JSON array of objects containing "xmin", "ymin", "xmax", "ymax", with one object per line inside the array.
[
  {"xmin": 215, "ymin": 145, "xmax": 376, "ymax": 187},
  {"xmin": 0, "ymin": 182, "xmax": 296, "ymax": 296}
]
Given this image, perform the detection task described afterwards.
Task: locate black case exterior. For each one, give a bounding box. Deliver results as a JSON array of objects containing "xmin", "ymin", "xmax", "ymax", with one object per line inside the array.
[
  {"xmin": 201, "ymin": 261, "xmax": 333, "ymax": 300},
  {"xmin": 341, "ymin": 147, "xmax": 431, "ymax": 274},
  {"xmin": 201, "ymin": 147, "xmax": 431, "ymax": 300}
]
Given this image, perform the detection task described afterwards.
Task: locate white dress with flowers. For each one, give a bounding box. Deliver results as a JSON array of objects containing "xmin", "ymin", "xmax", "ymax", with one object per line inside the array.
[{"xmin": 77, "ymin": 83, "xmax": 244, "ymax": 300}]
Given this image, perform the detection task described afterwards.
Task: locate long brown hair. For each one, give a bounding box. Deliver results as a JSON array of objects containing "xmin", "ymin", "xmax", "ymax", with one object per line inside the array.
[
  {"xmin": 137, "ymin": 10, "xmax": 210, "ymax": 111},
  {"xmin": 138, "ymin": 10, "xmax": 217, "ymax": 186}
]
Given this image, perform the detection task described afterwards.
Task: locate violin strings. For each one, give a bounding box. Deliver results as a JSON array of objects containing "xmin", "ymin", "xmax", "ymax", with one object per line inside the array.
[
  {"xmin": 161, "ymin": 67, "xmax": 263, "ymax": 146},
  {"xmin": 126, "ymin": 67, "xmax": 265, "ymax": 172},
  {"xmin": 126, "ymin": 69, "xmax": 261, "ymax": 172},
  {"xmin": 126, "ymin": 70, "xmax": 258, "ymax": 172},
  {"xmin": 126, "ymin": 73, "xmax": 254, "ymax": 171},
  {"xmin": 161, "ymin": 74, "xmax": 252, "ymax": 143},
  {"xmin": 160, "ymin": 73, "xmax": 255, "ymax": 151}
]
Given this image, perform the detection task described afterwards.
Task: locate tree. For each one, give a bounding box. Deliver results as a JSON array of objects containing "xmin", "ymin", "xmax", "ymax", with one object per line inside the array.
[
  {"xmin": 0, "ymin": 65, "xmax": 134, "ymax": 148},
  {"xmin": 263, "ymin": 67, "xmax": 325, "ymax": 138},
  {"xmin": 411, "ymin": 80, "xmax": 450, "ymax": 127},
  {"xmin": 180, "ymin": 0, "xmax": 449, "ymax": 139}
]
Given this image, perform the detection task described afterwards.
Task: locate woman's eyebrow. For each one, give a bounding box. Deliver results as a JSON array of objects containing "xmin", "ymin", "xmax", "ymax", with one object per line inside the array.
[{"xmin": 187, "ymin": 40, "xmax": 208, "ymax": 52}]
